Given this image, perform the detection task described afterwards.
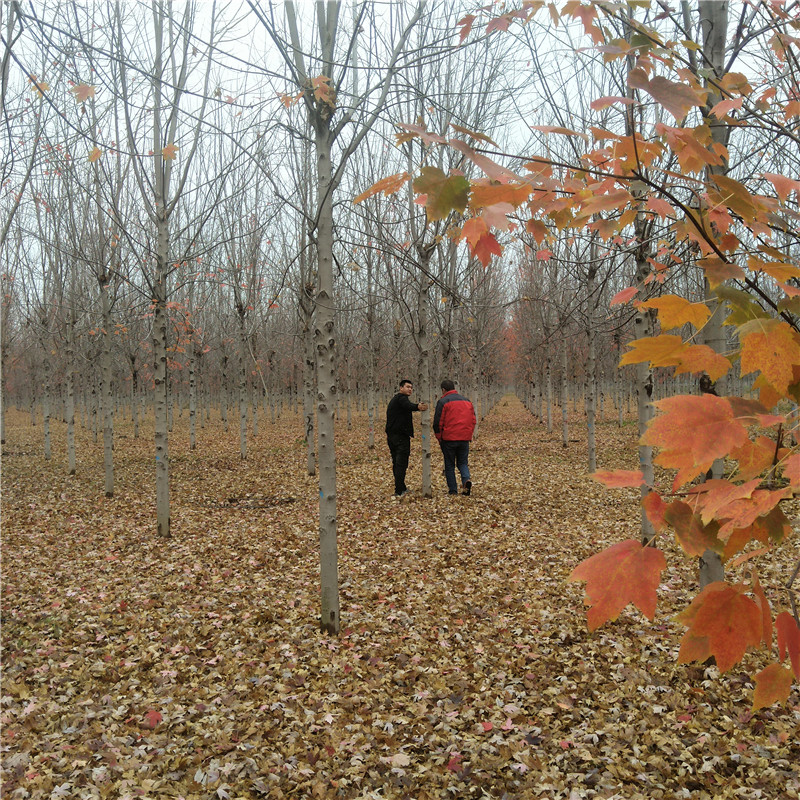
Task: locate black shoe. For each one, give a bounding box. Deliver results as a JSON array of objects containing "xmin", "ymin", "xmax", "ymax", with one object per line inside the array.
[
  {"xmin": 394, "ymin": 490, "xmax": 409, "ymax": 497},
  {"xmin": 462, "ymin": 481, "xmax": 472, "ymax": 496},
  {"xmin": 448, "ymin": 490, "xmax": 458, "ymax": 495}
]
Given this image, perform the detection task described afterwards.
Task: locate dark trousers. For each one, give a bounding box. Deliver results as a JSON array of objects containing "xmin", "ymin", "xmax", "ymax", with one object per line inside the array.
[
  {"xmin": 441, "ymin": 440, "xmax": 471, "ymax": 493},
  {"xmin": 387, "ymin": 433, "xmax": 411, "ymax": 494}
]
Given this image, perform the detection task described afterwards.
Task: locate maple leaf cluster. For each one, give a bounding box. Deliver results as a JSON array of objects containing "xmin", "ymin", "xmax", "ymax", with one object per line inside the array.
[{"xmin": 363, "ymin": 1, "xmax": 800, "ymax": 709}]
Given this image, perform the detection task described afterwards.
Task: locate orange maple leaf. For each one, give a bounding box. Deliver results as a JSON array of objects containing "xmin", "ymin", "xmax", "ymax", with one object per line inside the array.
[
  {"xmin": 628, "ymin": 69, "xmax": 705, "ymax": 121},
  {"xmin": 686, "ymin": 478, "xmax": 761, "ymax": 525},
  {"xmin": 663, "ymin": 501, "xmax": 723, "ymax": 558},
  {"xmin": 642, "ymin": 491, "xmax": 668, "ymax": 533},
  {"xmin": 591, "ymin": 470, "xmax": 645, "ymax": 488},
  {"xmin": 716, "ymin": 488, "xmax": 791, "ymax": 539},
  {"xmin": 460, "ymin": 217, "xmax": 488, "ymax": 249},
  {"xmin": 672, "ymin": 344, "xmax": 730, "ymax": 382},
  {"xmin": 470, "ymin": 182, "xmax": 532, "ymax": 211},
  {"xmin": 89, "ymin": 147, "xmax": 102, "ymax": 163},
  {"xmin": 569, "ymin": 539, "xmax": 666, "ymax": 631},
  {"xmin": 353, "ymin": 172, "xmax": 409, "ymax": 205},
  {"xmin": 29, "ymin": 74, "xmax": 50, "ymax": 96},
  {"xmin": 740, "ymin": 320, "xmax": 800, "ymax": 395},
  {"xmin": 610, "ymin": 286, "xmax": 638, "ymax": 306},
  {"xmin": 646, "ymin": 197, "xmax": 675, "ymax": 218},
  {"xmin": 762, "ymin": 172, "xmax": 800, "ymax": 202},
  {"xmin": 457, "ymin": 14, "xmax": 476, "ymax": 44},
  {"xmin": 723, "ymin": 506, "xmax": 790, "ymax": 560},
  {"xmin": 643, "ymin": 395, "xmax": 749, "ymax": 488},
  {"xmin": 311, "ymin": 74, "xmax": 336, "ymax": 108},
  {"xmin": 776, "ymin": 611, "xmax": 800, "ymax": 678},
  {"xmin": 730, "ymin": 436, "xmax": 777, "ymax": 481},
  {"xmin": 71, "ymin": 83, "xmax": 96, "ymax": 103},
  {"xmin": 162, "ymin": 143, "xmax": 179, "ymax": 160},
  {"xmin": 676, "ymin": 582, "xmax": 761, "ymax": 672},
  {"xmin": 752, "ymin": 663, "xmax": 794, "ymax": 710}
]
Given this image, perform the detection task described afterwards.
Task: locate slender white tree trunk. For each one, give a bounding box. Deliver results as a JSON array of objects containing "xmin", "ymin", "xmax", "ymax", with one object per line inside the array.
[
  {"xmin": 42, "ymin": 348, "xmax": 51, "ymax": 460},
  {"xmin": 586, "ymin": 256, "xmax": 598, "ymax": 472},
  {"xmin": 66, "ymin": 307, "xmax": 76, "ymax": 475},
  {"xmin": 698, "ymin": 0, "xmax": 729, "ymax": 586},
  {"xmin": 302, "ymin": 300, "xmax": 316, "ymax": 476},
  {"xmin": 314, "ymin": 122, "xmax": 340, "ymax": 635},
  {"xmin": 189, "ymin": 349, "xmax": 196, "ymax": 450},
  {"xmin": 100, "ymin": 276, "xmax": 114, "ymax": 497},
  {"xmin": 417, "ymin": 272, "xmax": 432, "ymax": 498},
  {"xmin": 238, "ymin": 313, "xmax": 248, "ymax": 460},
  {"xmin": 366, "ymin": 255, "xmax": 376, "ymax": 449},
  {"xmin": 561, "ymin": 337, "xmax": 568, "ymax": 449},
  {"xmin": 153, "ymin": 230, "xmax": 171, "ymax": 539}
]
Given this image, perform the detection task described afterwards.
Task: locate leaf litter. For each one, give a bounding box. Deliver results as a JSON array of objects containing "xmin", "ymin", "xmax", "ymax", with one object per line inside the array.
[{"xmin": 2, "ymin": 396, "xmax": 798, "ymax": 799}]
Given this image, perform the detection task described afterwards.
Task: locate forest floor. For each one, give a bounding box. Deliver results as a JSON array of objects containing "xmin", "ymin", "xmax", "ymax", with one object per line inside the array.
[{"xmin": 2, "ymin": 396, "xmax": 799, "ymax": 800}]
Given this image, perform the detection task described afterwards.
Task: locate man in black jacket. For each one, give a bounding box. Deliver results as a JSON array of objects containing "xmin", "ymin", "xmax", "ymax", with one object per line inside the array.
[{"xmin": 385, "ymin": 379, "xmax": 428, "ymax": 497}]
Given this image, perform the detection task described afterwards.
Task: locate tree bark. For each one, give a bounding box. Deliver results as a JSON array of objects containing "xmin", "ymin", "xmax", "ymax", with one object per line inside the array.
[
  {"xmin": 698, "ymin": 0, "xmax": 729, "ymax": 587},
  {"xmin": 100, "ymin": 274, "xmax": 115, "ymax": 496},
  {"xmin": 313, "ymin": 119, "xmax": 340, "ymax": 635}
]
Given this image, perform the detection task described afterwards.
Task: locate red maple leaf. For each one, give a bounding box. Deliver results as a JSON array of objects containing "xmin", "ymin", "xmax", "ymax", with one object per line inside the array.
[
  {"xmin": 472, "ymin": 231, "xmax": 502, "ymax": 266},
  {"xmin": 143, "ymin": 709, "xmax": 162, "ymax": 729},
  {"xmin": 776, "ymin": 611, "xmax": 800, "ymax": 678},
  {"xmin": 569, "ymin": 540, "xmax": 666, "ymax": 631}
]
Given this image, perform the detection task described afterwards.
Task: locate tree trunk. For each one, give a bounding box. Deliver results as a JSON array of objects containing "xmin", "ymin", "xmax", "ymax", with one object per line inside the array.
[
  {"xmin": 314, "ymin": 121, "xmax": 340, "ymax": 635},
  {"xmin": 303, "ymin": 299, "xmax": 316, "ymax": 476},
  {"xmin": 417, "ymin": 271, "xmax": 432, "ymax": 498},
  {"xmin": 66, "ymin": 307, "xmax": 76, "ymax": 475},
  {"xmin": 153, "ymin": 230, "xmax": 171, "ymax": 539},
  {"xmin": 366, "ymin": 255, "xmax": 376, "ymax": 450},
  {"xmin": 586, "ymin": 255, "xmax": 598, "ymax": 472},
  {"xmin": 42, "ymin": 350, "xmax": 51, "ymax": 460},
  {"xmin": 238, "ymin": 312, "xmax": 248, "ymax": 460},
  {"xmin": 698, "ymin": 0, "xmax": 729, "ymax": 587},
  {"xmin": 100, "ymin": 276, "xmax": 114, "ymax": 497},
  {"xmin": 189, "ymin": 350, "xmax": 197, "ymax": 449},
  {"xmin": 561, "ymin": 336, "xmax": 568, "ymax": 449}
]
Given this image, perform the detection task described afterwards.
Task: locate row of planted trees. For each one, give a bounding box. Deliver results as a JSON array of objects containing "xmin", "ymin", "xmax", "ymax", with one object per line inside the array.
[
  {"xmin": 1, "ymin": 0, "xmax": 657, "ymax": 482},
  {"xmin": 5, "ymin": 1, "xmax": 799, "ymax": 699}
]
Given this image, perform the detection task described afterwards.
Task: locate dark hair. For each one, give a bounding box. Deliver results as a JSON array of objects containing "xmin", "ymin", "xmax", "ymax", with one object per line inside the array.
[
  {"xmin": 441, "ymin": 379, "xmax": 455, "ymax": 392},
  {"xmin": 399, "ymin": 379, "xmax": 412, "ymax": 388}
]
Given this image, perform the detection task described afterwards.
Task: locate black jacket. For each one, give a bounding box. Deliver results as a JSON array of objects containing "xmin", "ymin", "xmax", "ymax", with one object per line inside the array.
[{"xmin": 386, "ymin": 393, "xmax": 420, "ymax": 438}]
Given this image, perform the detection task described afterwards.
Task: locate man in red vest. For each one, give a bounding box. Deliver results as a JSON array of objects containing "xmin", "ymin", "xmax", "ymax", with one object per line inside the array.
[{"xmin": 432, "ymin": 379, "xmax": 476, "ymax": 496}]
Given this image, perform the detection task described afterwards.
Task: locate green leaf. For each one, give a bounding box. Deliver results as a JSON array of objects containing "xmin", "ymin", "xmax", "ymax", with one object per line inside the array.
[{"xmin": 412, "ymin": 167, "xmax": 469, "ymax": 221}]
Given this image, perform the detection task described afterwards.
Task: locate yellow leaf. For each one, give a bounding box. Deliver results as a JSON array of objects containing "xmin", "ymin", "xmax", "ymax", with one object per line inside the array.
[
  {"xmin": 89, "ymin": 147, "xmax": 103, "ymax": 163},
  {"xmin": 162, "ymin": 143, "xmax": 179, "ymax": 160},
  {"xmin": 29, "ymin": 74, "xmax": 49, "ymax": 96},
  {"xmin": 619, "ymin": 334, "xmax": 686, "ymax": 368},
  {"xmin": 639, "ymin": 295, "xmax": 710, "ymax": 331}
]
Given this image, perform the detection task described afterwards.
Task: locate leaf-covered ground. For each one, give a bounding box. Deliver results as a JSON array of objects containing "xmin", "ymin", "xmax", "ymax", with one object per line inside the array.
[{"xmin": 2, "ymin": 396, "xmax": 799, "ymax": 800}]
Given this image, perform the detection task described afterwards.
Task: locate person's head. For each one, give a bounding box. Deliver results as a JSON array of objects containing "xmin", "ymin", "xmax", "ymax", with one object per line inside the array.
[
  {"xmin": 440, "ymin": 379, "xmax": 455, "ymax": 393},
  {"xmin": 399, "ymin": 379, "xmax": 413, "ymax": 395}
]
